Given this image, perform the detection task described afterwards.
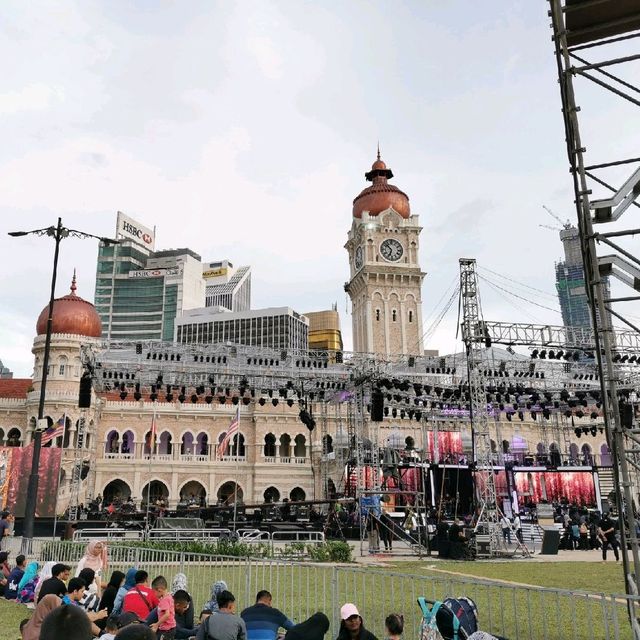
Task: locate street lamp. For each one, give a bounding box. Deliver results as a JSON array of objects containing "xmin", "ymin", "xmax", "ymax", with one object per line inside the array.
[{"xmin": 9, "ymin": 217, "xmax": 119, "ymax": 551}]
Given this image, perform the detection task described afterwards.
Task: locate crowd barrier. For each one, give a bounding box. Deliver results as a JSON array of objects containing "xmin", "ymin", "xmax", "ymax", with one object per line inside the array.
[{"xmin": 6, "ymin": 539, "xmax": 639, "ymax": 639}]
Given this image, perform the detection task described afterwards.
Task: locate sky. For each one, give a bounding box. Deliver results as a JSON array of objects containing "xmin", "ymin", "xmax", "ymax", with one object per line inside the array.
[{"xmin": 1, "ymin": 1, "xmax": 639, "ymax": 378}]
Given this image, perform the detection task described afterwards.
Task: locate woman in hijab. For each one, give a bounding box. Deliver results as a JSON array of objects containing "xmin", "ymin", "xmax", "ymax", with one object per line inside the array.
[
  {"xmin": 75, "ymin": 540, "xmax": 108, "ymax": 592},
  {"xmin": 34, "ymin": 561, "xmax": 57, "ymax": 601},
  {"xmin": 171, "ymin": 572, "xmax": 188, "ymax": 595},
  {"xmin": 16, "ymin": 561, "xmax": 39, "ymax": 603},
  {"xmin": 21, "ymin": 594, "xmax": 61, "ymax": 640},
  {"xmin": 112, "ymin": 567, "xmax": 138, "ymax": 616},
  {"xmin": 285, "ymin": 612, "xmax": 330, "ymax": 640},
  {"xmin": 203, "ymin": 580, "xmax": 228, "ymax": 612},
  {"xmin": 100, "ymin": 570, "xmax": 125, "ymax": 615}
]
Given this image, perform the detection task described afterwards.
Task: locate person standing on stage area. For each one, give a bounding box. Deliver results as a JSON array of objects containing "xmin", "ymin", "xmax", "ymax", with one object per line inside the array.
[
  {"xmin": 500, "ymin": 515, "xmax": 511, "ymax": 544},
  {"xmin": 598, "ymin": 513, "xmax": 620, "ymax": 562}
]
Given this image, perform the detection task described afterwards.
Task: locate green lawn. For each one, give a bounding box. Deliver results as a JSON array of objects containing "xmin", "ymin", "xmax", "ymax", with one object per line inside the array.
[
  {"xmin": 390, "ymin": 560, "xmax": 627, "ymax": 595},
  {"xmin": 0, "ymin": 599, "xmax": 30, "ymax": 640}
]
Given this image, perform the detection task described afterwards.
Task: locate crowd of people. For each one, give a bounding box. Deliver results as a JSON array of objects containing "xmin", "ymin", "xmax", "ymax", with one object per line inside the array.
[{"xmin": 2, "ymin": 541, "xmax": 409, "ymax": 640}]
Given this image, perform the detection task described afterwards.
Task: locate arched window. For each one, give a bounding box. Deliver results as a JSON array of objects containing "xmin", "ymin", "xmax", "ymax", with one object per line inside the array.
[
  {"xmin": 0, "ymin": 428, "xmax": 4, "ymax": 446},
  {"xmin": 121, "ymin": 430, "xmax": 134, "ymax": 454},
  {"xmin": 181, "ymin": 432, "xmax": 194, "ymax": 456},
  {"xmin": 264, "ymin": 486, "xmax": 280, "ymax": 503},
  {"xmin": 196, "ymin": 432, "xmax": 208, "ymax": 456},
  {"xmin": 290, "ymin": 487, "xmax": 306, "ymax": 502},
  {"xmin": 58, "ymin": 355, "xmax": 68, "ymax": 377},
  {"xmin": 392, "ymin": 309, "xmax": 397, "ymax": 322},
  {"xmin": 264, "ymin": 434, "xmax": 276, "ymax": 458},
  {"xmin": 581, "ymin": 443, "xmax": 593, "ymax": 465},
  {"xmin": 375, "ymin": 309, "xmax": 380, "ymax": 322},
  {"xmin": 569, "ymin": 443, "xmax": 579, "ymax": 462},
  {"xmin": 105, "ymin": 430, "xmax": 119, "ymax": 454},
  {"xmin": 6, "ymin": 428, "xmax": 20, "ymax": 447},
  {"xmin": 322, "ymin": 434, "xmax": 333, "ymax": 454},
  {"xmin": 279, "ymin": 434, "xmax": 291, "ymax": 459},
  {"xmin": 230, "ymin": 433, "xmax": 245, "ymax": 458},
  {"xmin": 159, "ymin": 431, "xmax": 172, "ymax": 455},
  {"xmin": 601, "ymin": 443, "xmax": 612, "ymax": 466},
  {"xmin": 294, "ymin": 434, "xmax": 306, "ymax": 458},
  {"xmin": 549, "ymin": 442, "xmax": 561, "ymax": 466},
  {"xmin": 409, "ymin": 310, "xmax": 413, "ymax": 323},
  {"xmin": 502, "ymin": 439, "xmax": 510, "ymax": 454}
]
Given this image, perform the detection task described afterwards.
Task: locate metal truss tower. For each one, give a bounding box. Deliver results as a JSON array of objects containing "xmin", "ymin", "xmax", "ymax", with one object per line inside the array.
[
  {"xmin": 549, "ymin": 1, "xmax": 640, "ymax": 624},
  {"xmin": 68, "ymin": 410, "xmax": 88, "ymax": 522},
  {"xmin": 459, "ymin": 258, "xmax": 501, "ymax": 555}
]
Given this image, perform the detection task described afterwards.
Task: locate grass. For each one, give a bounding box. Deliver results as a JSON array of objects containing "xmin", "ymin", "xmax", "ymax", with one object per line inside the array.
[
  {"xmin": 0, "ymin": 598, "xmax": 29, "ymax": 640},
  {"xmin": 390, "ymin": 560, "xmax": 627, "ymax": 595}
]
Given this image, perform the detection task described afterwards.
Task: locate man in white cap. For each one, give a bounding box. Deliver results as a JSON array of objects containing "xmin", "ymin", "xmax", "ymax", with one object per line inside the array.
[{"xmin": 336, "ymin": 603, "xmax": 379, "ymax": 640}]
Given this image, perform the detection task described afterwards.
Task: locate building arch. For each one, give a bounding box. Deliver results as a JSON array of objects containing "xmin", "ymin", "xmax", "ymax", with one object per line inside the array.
[
  {"xmin": 600, "ymin": 443, "xmax": 612, "ymax": 466},
  {"xmin": 264, "ymin": 433, "xmax": 276, "ymax": 458},
  {"xmin": 217, "ymin": 480, "xmax": 243, "ymax": 505},
  {"xmin": 181, "ymin": 432, "xmax": 195, "ymax": 455},
  {"xmin": 581, "ymin": 443, "xmax": 593, "ymax": 465},
  {"xmin": 263, "ymin": 486, "xmax": 280, "ymax": 503},
  {"xmin": 158, "ymin": 431, "xmax": 173, "ymax": 455},
  {"xmin": 179, "ymin": 480, "xmax": 207, "ymax": 504},
  {"xmin": 57, "ymin": 355, "xmax": 68, "ymax": 377},
  {"xmin": 279, "ymin": 434, "xmax": 291, "ymax": 458},
  {"xmin": 103, "ymin": 479, "xmax": 132, "ymax": 505},
  {"xmin": 569, "ymin": 443, "xmax": 580, "ymax": 462},
  {"xmin": 195, "ymin": 432, "xmax": 209, "ymax": 456},
  {"xmin": 322, "ymin": 434, "xmax": 333, "ymax": 454},
  {"xmin": 121, "ymin": 430, "xmax": 134, "ymax": 454},
  {"xmin": 105, "ymin": 429, "xmax": 120, "ymax": 454},
  {"xmin": 140, "ymin": 479, "xmax": 169, "ymax": 506},
  {"xmin": 229, "ymin": 433, "xmax": 245, "ymax": 458},
  {"xmin": 290, "ymin": 487, "xmax": 306, "ymax": 502},
  {"xmin": 294, "ymin": 434, "xmax": 306, "ymax": 458}
]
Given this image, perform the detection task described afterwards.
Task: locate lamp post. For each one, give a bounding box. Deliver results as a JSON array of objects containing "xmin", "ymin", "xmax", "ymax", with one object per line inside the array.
[{"xmin": 9, "ymin": 217, "xmax": 118, "ymax": 551}]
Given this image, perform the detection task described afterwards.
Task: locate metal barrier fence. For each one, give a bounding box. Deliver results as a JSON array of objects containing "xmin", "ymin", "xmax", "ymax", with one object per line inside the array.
[{"xmin": 8, "ymin": 538, "xmax": 639, "ymax": 640}]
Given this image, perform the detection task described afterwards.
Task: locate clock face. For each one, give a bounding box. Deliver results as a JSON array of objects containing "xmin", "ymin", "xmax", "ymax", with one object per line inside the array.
[
  {"xmin": 380, "ymin": 238, "xmax": 403, "ymax": 262},
  {"xmin": 354, "ymin": 246, "xmax": 363, "ymax": 270}
]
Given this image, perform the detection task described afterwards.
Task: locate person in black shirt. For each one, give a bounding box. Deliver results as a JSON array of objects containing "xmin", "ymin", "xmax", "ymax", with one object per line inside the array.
[
  {"xmin": 99, "ymin": 570, "xmax": 125, "ymax": 616},
  {"xmin": 37, "ymin": 563, "xmax": 71, "ymax": 602},
  {"xmin": 598, "ymin": 514, "xmax": 620, "ymax": 561}
]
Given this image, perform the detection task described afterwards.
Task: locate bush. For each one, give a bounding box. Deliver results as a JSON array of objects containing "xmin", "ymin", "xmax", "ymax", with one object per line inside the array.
[
  {"xmin": 115, "ymin": 539, "xmax": 273, "ymax": 558},
  {"xmin": 307, "ymin": 541, "xmax": 353, "ymax": 563}
]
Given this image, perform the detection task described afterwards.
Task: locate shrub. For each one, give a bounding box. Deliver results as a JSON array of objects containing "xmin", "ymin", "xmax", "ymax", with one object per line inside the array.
[{"xmin": 307, "ymin": 541, "xmax": 353, "ymax": 563}]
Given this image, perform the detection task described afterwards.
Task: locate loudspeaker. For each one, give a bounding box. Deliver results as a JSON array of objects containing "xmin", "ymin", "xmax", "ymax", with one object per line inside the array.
[
  {"xmin": 78, "ymin": 373, "xmax": 92, "ymax": 408},
  {"xmin": 371, "ymin": 389, "xmax": 384, "ymax": 422},
  {"xmin": 620, "ymin": 402, "xmax": 634, "ymax": 428}
]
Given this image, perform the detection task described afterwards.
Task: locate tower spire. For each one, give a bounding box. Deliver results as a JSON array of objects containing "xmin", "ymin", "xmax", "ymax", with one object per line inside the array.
[
  {"xmin": 70, "ymin": 269, "xmax": 77, "ymax": 294},
  {"xmin": 377, "ymin": 141, "xmax": 381, "ymax": 161}
]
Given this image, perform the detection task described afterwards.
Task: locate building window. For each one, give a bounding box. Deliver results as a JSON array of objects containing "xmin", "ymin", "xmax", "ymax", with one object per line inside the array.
[
  {"xmin": 409, "ymin": 310, "xmax": 413, "ymax": 323},
  {"xmin": 392, "ymin": 310, "xmax": 397, "ymax": 322},
  {"xmin": 375, "ymin": 309, "xmax": 380, "ymax": 322},
  {"xmin": 59, "ymin": 364, "xmax": 65, "ymax": 375}
]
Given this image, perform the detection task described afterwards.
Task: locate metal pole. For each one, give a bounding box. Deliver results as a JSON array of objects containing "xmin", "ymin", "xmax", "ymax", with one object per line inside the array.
[
  {"xmin": 233, "ymin": 404, "xmax": 240, "ymax": 531},
  {"xmin": 22, "ymin": 218, "xmax": 62, "ymax": 551},
  {"xmin": 51, "ymin": 414, "xmax": 66, "ymax": 541}
]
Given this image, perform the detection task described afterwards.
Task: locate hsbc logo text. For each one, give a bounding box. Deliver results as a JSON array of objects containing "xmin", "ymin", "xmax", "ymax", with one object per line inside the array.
[{"xmin": 122, "ymin": 221, "xmax": 153, "ymax": 245}]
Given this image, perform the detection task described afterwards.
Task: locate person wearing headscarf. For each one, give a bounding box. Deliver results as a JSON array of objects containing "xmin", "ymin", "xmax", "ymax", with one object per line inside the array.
[
  {"xmin": 21, "ymin": 594, "xmax": 61, "ymax": 640},
  {"xmin": 100, "ymin": 570, "xmax": 125, "ymax": 615},
  {"xmin": 285, "ymin": 612, "xmax": 330, "ymax": 640},
  {"xmin": 204, "ymin": 580, "xmax": 228, "ymax": 613},
  {"xmin": 16, "ymin": 561, "xmax": 39, "ymax": 603},
  {"xmin": 34, "ymin": 561, "xmax": 56, "ymax": 601},
  {"xmin": 75, "ymin": 540, "xmax": 108, "ymax": 592},
  {"xmin": 172, "ymin": 572, "xmax": 188, "ymax": 595},
  {"xmin": 113, "ymin": 567, "xmax": 138, "ymax": 616}
]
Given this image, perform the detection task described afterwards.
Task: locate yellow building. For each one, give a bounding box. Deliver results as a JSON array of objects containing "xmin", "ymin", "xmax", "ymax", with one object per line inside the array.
[{"xmin": 304, "ymin": 308, "xmax": 343, "ymax": 352}]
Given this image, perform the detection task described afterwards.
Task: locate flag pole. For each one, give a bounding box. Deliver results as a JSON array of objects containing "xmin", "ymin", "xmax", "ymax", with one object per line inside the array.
[
  {"xmin": 233, "ymin": 404, "xmax": 240, "ymax": 533},
  {"xmin": 145, "ymin": 403, "xmax": 156, "ymax": 536},
  {"xmin": 52, "ymin": 414, "xmax": 66, "ymax": 541}
]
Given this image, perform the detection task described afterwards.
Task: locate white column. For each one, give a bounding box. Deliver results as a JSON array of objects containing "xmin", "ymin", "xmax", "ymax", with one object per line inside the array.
[
  {"xmin": 416, "ymin": 294, "xmax": 425, "ymax": 353},
  {"xmin": 383, "ymin": 299, "xmax": 390, "ymax": 356},
  {"xmin": 365, "ymin": 300, "xmax": 374, "ymax": 353},
  {"xmin": 400, "ymin": 300, "xmax": 407, "ymax": 354}
]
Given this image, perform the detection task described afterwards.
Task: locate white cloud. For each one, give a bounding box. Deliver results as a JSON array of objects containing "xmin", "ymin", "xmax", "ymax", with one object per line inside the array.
[{"xmin": 0, "ymin": 83, "xmax": 63, "ymax": 115}]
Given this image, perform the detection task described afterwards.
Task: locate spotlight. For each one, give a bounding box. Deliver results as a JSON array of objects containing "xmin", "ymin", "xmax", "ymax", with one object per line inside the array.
[
  {"xmin": 178, "ymin": 392, "xmax": 186, "ymax": 403},
  {"xmin": 287, "ymin": 399, "xmax": 294, "ymax": 407},
  {"xmin": 166, "ymin": 392, "xmax": 173, "ymax": 402},
  {"xmin": 575, "ymin": 428, "xmax": 582, "ymax": 438},
  {"xmin": 272, "ymin": 398, "xmax": 279, "ymax": 407},
  {"xmin": 590, "ymin": 427, "xmax": 597, "ymax": 437},
  {"xmin": 259, "ymin": 398, "xmax": 266, "ymax": 406},
  {"xmin": 219, "ymin": 396, "xmax": 226, "ymax": 404},
  {"xmin": 205, "ymin": 394, "xmax": 213, "ymax": 404},
  {"xmin": 120, "ymin": 391, "xmax": 128, "ymax": 400},
  {"xmin": 299, "ymin": 409, "xmax": 316, "ymax": 432},
  {"xmin": 531, "ymin": 349, "xmax": 539, "ymax": 359},
  {"xmin": 232, "ymin": 396, "xmax": 239, "ymax": 405},
  {"xmin": 539, "ymin": 350, "xmax": 547, "ymax": 359},
  {"xmin": 191, "ymin": 394, "xmax": 198, "ymax": 403},
  {"xmin": 243, "ymin": 397, "xmax": 251, "ymax": 405}
]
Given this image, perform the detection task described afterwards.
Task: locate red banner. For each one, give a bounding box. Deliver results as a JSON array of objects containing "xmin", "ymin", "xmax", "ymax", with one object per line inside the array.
[
  {"xmin": 0, "ymin": 445, "xmax": 62, "ymax": 517},
  {"xmin": 427, "ymin": 432, "xmax": 463, "ymax": 460}
]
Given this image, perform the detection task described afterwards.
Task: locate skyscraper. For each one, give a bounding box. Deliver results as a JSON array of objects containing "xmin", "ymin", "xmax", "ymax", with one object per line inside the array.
[
  {"xmin": 94, "ymin": 212, "xmax": 205, "ymax": 340},
  {"xmin": 203, "ymin": 260, "xmax": 251, "ymax": 312},
  {"xmin": 555, "ymin": 225, "xmax": 610, "ymax": 331}
]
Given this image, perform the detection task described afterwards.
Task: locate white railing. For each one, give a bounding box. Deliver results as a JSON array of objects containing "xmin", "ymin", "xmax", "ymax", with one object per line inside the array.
[
  {"xmin": 263, "ymin": 456, "xmax": 276, "ymax": 463},
  {"xmin": 271, "ymin": 530, "xmax": 325, "ymax": 544},
  {"xmin": 104, "ymin": 452, "xmax": 134, "ymax": 459},
  {"xmin": 219, "ymin": 455, "xmax": 246, "ymax": 462},
  {"xmin": 73, "ymin": 528, "xmax": 144, "ymax": 541},
  {"xmin": 237, "ymin": 528, "xmax": 270, "ymax": 542},
  {"xmin": 279, "ymin": 456, "xmax": 291, "ymax": 464},
  {"xmin": 147, "ymin": 528, "xmax": 231, "ymax": 541},
  {"xmin": 179, "ymin": 454, "xmax": 210, "ymax": 462},
  {"xmin": 294, "ymin": 456, "xmax": 307, "ymax": 464}
]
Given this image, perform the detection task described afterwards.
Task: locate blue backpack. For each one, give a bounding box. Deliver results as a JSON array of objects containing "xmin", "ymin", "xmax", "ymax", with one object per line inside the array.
[{"xmin": 418, "ymin": 596, "xmax": 479, "ymax": 640}]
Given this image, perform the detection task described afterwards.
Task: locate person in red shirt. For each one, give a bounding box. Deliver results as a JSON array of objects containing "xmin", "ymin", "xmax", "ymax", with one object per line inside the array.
[
  {"xmin": 122, "ymin": 570, "xmax": 159, "ymax": 621},
  {"xmin": 150, "ymin": 575, "xmax": 176, "ymax": 640}
]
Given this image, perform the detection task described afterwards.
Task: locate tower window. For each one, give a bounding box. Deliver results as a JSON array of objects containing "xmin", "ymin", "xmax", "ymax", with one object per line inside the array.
[
  {"xmin": 409, "ymin": 310, "xmax": 413, "ymax": 323},
  {"xmin": 375, "ymin": 309, "xmax": 380, "ymax": 322},
  {"xmin": 392, "ymin": 310, "xmax": 397, "ymax": 322}
]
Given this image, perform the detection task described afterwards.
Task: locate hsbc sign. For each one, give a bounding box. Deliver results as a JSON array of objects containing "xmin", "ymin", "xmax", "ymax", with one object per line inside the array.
[{"xmin": 116, "ymin": 211, "xmax": 155, "ymax": 250}]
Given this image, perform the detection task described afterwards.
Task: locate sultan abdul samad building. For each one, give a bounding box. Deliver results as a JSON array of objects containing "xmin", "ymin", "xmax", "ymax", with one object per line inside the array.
[{"xmin": 0, "ymin": 153, "xmax": 614, "ymax": 517}]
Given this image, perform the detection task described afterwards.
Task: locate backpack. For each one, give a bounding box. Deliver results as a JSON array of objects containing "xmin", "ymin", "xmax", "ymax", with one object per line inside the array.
[{"xmin": 418, "ymin": 597, "xmax": 479, "ymax": 640}]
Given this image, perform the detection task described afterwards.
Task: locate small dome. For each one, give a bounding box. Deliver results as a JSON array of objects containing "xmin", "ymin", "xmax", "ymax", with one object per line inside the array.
[
  {"xmin": 352, "ymin": 152, "xmax": 410, "ymax": 219},
  {"xmin": 36, "ymin": 273, "xmax": 102, "ymax": 338}
]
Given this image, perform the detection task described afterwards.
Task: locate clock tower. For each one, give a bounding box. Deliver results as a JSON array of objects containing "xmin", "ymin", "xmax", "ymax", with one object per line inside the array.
[{"xmin": 345, "ymin": 152, "xmax": 425, "ymax": 357}]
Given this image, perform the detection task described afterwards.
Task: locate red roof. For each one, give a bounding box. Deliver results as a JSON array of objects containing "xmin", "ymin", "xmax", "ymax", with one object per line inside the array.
[{"xmin": 0, "ymin": 379, "xmax": 32, "ymax": 399}]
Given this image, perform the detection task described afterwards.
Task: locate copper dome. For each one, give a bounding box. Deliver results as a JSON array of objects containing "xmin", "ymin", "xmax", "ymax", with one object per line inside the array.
[
  {"xmin": 352, "ymin": 153, "xmax": 410, "ymax": 219},
  {"xmin": 36, "ymin": 273, "xmax": 102, "ymax": 338}
]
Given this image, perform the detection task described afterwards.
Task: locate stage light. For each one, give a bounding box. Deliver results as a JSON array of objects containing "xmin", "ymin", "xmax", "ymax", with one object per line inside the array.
[
  {"xmin": 205, "ymin": 394, "xmax": 213, "ymax": 404},
  {"xmin": 191, "ymin": 394, "xmax": 198, "ymax": 403},
  {"xmin": 299, "ymin": 409, "xmax": 316, "ymax": 432},
  {"xmin": 120, "ymin": 391, "xmax": 127, "ymax": 400},
  {"xmin": 178, "ymin": 393, "xmax": 185, "ymax": 403},
  {"xmin": 259, "ymin": 398, "xmax": 266, "ymax": 406},
  {"xmin": 575, "ymin": 428, "xmax": 581, "ymax": 438},
  {"xmin": 219, "ymin": 396, "xmax": 226, "ymax": 404},
  {"xmin": 539, "ymin": 350, "xmax": 547, "ymax": 359},
  {"xmin": 232, "ymin": 396, "xmax": 239, "ymax": 405},
  {"xmin": 531, "ymin": 349, "xmax": 539, "ymax": 358},
  {"xmin": 166, "ymin": 392, "xmax": 173, "ymax": 402},
  {"xmin": 287, "ymin": 399, "xmax": 294, "ymax": 407},
  {"xmin": 196, "ymin": 385, "xmax": 205, "ymax": 395},
  {"xmin": 243, "ymin": 397, "xmax": 250, "ymax": 405},
  {"xmin": 506, "ymin": 412, "xmax": 512, "ymax": 422},
  {"xmin": 590, "ymin": 427, "xmax": 597, "ymax": 437},
  {"xmin": 272, "ymin": 399, "xmax": 279, "ymax": 407}
]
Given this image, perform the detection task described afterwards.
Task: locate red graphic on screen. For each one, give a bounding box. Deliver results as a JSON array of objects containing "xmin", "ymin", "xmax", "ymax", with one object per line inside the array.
[{"xmin": 514, "ymin": 471, "xmax": 596, "ymax": 506}]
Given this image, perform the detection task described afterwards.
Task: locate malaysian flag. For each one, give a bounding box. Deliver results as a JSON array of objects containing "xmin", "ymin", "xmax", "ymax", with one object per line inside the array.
[
  {"xmin": 218, "ymin": 407, "xmax": 240, "ymax": 458},
  {"xmin": 41, "ymin": 415, "xmax": 65, "ymax": 445}
]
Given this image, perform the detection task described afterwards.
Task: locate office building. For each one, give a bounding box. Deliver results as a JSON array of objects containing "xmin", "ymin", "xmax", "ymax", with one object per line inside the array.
[
  {"xmin": 175, "ymin": 306, "xmax": 309, "ymax": 351},
  {"xmin": 203, "ymin": 260, "xmax": 251, "ymax": 312},
  {"xmin": 0, "ymin": 360, "xmax": 13, "ymax": 379},
  {"xmin": 94, "ymin": 212, "xmax": 205, "ymax": 340},
  {"xmin": 304, "ymin": 307, "xmax": 343, "ymax": 351}
]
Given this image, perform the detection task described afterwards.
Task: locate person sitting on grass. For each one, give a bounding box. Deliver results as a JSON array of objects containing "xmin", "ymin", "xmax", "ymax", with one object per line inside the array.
[
  {"xmin": 123, "ymin": 570, "xmax": 159, "ymax": 620},
  {"xmin": 284, "ymin": 612, "xmax": 330, "ymax": 640},
  {"xmin": 39, "ymin": 604, "xmax": 93, "ymax": 640},
  {"xmin": 241, "ymin": 589, "xmax": 295, "ymax": 640},
  {"xmin": 113, "ymin": 567, "xmax": 139, "ymax": 616},
  {"xmin": 78, "ymin": 568, "xmax": 100, "ymax": 612},
  {"xmin": 117, "ymin": 624, "xmax": 155, "ymax": 640},
  {"xmin": 5, "ymin": 553, "xmax": 26, "ymax": 600},
  {"xmin": 196, "ymin": 589, "xmax": 246, "ymax": 640},
  {"xmin": 16, "ymin": 560, "xmax": 39, "ymax": 603},
  {"xmin": 384, "ymin": 613, "xmax": 404, "ymax": 640},
  {"xmin": 336, "ymin": 603, "xmax": 378, "ymax": 640},
  {"xmin": 20, "ymin": 594, "xmax": 61, "ymax": 640},
  {"xmin": 147, "ymin": 589, "xmax": 196, "ymax": 639},
  {"xmin": 37, "ymin": 563, "xmax": 71, "ymax": 602},
  {"xmin": 100, "ymin": 616, "xmax": 119, "ymax": 640}
]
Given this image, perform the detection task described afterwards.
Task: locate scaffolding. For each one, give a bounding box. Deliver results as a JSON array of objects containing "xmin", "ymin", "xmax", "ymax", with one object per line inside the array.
[{"xmin": 548, "ymin": 2, "xmax": 640, "ymax": 631}]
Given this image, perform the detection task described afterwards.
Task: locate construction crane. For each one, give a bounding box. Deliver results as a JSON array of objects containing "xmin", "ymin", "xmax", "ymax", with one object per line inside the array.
[
  {"xmin": 539, "ymin": 223, "xmax": 562, "ymax": 232},
  {"xmin": 542, "ymin": 204, "xmax": 572, "ymax": 230}
]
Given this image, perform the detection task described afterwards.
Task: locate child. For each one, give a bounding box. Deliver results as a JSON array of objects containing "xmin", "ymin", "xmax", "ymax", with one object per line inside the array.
[
  {"xmin": 150, "ymin": 575, "xmax": 176, "ymax": 640},
  {"xmin": 101, "ymin": 616, "xmax": 119, "ymax": 640},
  {"xmin": 385, "ymin": 613, "xmax": 404, "ymax": 640}
]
